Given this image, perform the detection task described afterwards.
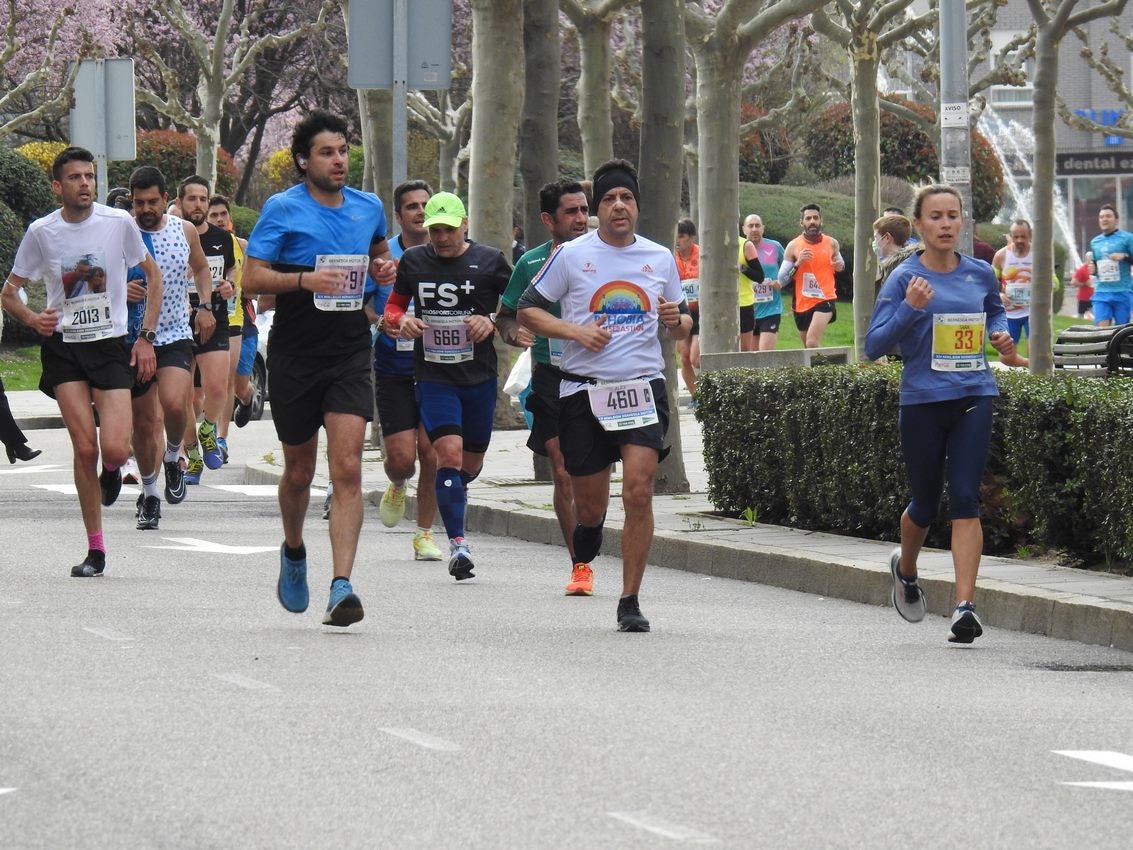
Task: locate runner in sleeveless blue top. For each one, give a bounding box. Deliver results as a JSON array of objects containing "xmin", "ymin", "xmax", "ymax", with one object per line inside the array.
[
  {"xmin": 2, "ymin": 146, "xmax": 164, "ymax": 577},
  {"xmin": 517, "ymin": 159, "xmax": 692, "ymax": 633},
  {"xmin": 127, "ymin": 165, "xmax": 216, "ymax": 530},
  {"xmin": 365, "ymin": 179, "xmax": 443, "ymax": 562},
  {"xmin": 243, "ymin": 110, "xmax": 396, "ymax": 628},
  {"xmin": 383, "ymin": 192, "xmax": 512, "ymax": 582},
  {"xmin": 866, "ymin": 184, "xmax": 1018, "ymax": 644}
]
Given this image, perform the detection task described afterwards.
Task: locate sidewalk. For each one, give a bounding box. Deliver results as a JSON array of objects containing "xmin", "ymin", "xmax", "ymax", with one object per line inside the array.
[{"xmin": 12, "ymin": 389, "xmax": 1133, "ymax": 652}]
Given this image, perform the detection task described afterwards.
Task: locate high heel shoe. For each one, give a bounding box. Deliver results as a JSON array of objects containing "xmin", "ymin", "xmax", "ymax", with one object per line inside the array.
[{"xmin": 6, "ymin": 444, "xmax": 41, "ymax": 464}]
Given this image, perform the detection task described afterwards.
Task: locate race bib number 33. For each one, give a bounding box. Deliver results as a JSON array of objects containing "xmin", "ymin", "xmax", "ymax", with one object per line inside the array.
[
  {"xmin": 932, "ymin": 312, "xmax": 986, "ymax": 371},
  {"xmin": 313, "ymin": 254, "xmax": 367, "ymax": 312}
]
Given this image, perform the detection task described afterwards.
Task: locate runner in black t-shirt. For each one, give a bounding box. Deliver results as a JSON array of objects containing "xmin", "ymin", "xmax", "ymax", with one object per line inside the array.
[{"xmin": 384, "ymin": 192, "xmax": 511, "ymax": 581}]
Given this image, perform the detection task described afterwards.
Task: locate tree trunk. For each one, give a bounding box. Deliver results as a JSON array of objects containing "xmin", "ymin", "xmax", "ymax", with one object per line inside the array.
[
  {"xmin": 470, "ymin": 0, "xmax": 526, "ymax": 429},
  {"xmin": 850, "ymin": 50, "xmax": 880, "ymax": 363},
  {"xmin": 235, "ymin": 119, "xmax": 266, "ymax": 205},
  {"xmin": 357, "ymin": 88, "xmax": 376, "ymax": 193},
  {"xmin": 1029, "ymin": 24, "xmax": 1059, "ymax": 376},
  {"xmin": 691, "ymin": 48, "xmax": 742, "ymax": 357},
  {"xmin": 574, "ymin": 17, "xmax": 615, "ymax": 175},
  {"xmin": 520, "ymin": 0, "xmax": 560, "ymax": 248},
  {"xmin": 639, "ymin": 0, "xmax": 689, "ymax": 493},
  {"xmin": 196, "ymin": 90, "xmax": 222, "ymax": 191},
  {"xmin": 365, "ymin": 89, "xmax": 393, "ymax": 211}
]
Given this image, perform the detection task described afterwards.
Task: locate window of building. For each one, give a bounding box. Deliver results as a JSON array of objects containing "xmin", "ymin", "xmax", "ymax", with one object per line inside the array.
[{"xmin": 989, "ymin": 30, "xmax": 1035, "ymax": 109}]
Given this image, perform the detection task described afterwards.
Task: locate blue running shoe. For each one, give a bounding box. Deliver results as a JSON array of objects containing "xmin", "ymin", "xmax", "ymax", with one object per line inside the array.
[
  {"xmin": 277, "ymin": 543, "xmax": 309, "ymax": 613},
  {"xmin": 184, "ymin": 456, "xmax": 204, "ymax": 485},
  {"xmin": 217, "ymin": 437, "xmax": 229, "ymax": 465},
  {"xmin": 199, "ymin": 424, "xmax": 223, "ymax": 470},
  {"xmin": 323, "ymin": 578, "xmax": 364, "ymax": 627}
]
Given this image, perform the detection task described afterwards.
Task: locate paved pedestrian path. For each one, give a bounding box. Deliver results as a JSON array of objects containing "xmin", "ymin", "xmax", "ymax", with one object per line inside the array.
[{"xmin": 10, "ymin": 388, "xmax": 1133, "ymax": 651}]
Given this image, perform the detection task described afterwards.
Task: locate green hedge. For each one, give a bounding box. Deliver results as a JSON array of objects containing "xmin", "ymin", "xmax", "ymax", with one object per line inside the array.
[
  {"xmin": 230, "ymin": 204, "xmax": 259, "ymax": 239},
  {"xmin": 0, "ymin": 145, "xmax": 55, "ymax": 224},
  {"xmin": 698, "ymin": 364, "xmax": 1133, "ymax": 567}
]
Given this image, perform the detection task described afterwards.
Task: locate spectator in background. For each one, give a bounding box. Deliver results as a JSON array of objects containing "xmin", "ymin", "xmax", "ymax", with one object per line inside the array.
[
  {"xmin": 1072, "ymin": 263, "xmax": 1095, "ymax": 320},
  {"xmin": 512, "ymin": 225, "xmax": 526, "ymax": 265},
  {"xmin": 673, "ymin": 218, "xmax": 701, "ymax": 397},
  {"xmin": 873, "ymin": 213, "xmax": 917, "ymax": 296}
]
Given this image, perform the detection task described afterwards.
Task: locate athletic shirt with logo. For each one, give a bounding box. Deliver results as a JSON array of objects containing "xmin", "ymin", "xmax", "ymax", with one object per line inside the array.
[
  {"xmin": 246, "ymin": 183, "xmax": 387, "ymax": 357},
  {"xmin": 737, "ymin": 238, "xmax": 784, "ymax": 317},
  {"xmin": 141, "ymin": 217, "xmax": 193, "ymax": 345},
  {"xmin": 787, "ymin": 234, "xmax": 838, "ymax": 313},
  {"xmin": 393, "ymin": 241, "xmax": 512, "ymax": 385},
  {"xmin": 1089, "ymin": 228, "xmax": 1133, "ymax": 297},
  {"xmin": 999, "ymin": 247, "xmax": 1032, "ymax": 319},
  {"xmin": 531, "ymin": 229, "xmax": 685, "ymax": 396},
  {"xmin": 369, "ymin": 234, "xmax": 416, "ymax": 379},
  {"xmin": 193, "ymin": 222, "xmax": 236, "ymax": 313},
  {"xmin": 11, "ymin": 204, "xmax": 147, "ymax": 339},
  {"xmin": 501, "ymin": 240, "xmax": 561, "ymax": 367},
  {"xmin": 674, "ymin": 243, "xmax": 700, "ymax": 309}
]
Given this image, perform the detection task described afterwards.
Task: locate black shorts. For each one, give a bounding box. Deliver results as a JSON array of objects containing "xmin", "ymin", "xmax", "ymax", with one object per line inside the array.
[
  {"xmin": 374, "ymin": 374, "xmax": 419, "ymax": 437},
  {"xmin": 191, "ymin": 304, "xmax": 230, "ymax": 355},
  {"xmin": 755, "ymin": 314, "xmax": 781, "ymax": 335},
  {"xmin": 131, "ymin": 339, "xmax": 194, "ymax": 398},
  {"xmin": 524, "ymin": 361, "xmax": 563, "ymax": 457},
  {"xmin": 793, "ymin": 300, "xmax": 836, "ymax": 332},
  {"xmin": 39, "ymin": 334, "xmax": 133, "ymax": 398},
  {"xmin": 739, "ymin": 305, "xmax": 755, "ymax": 335},
  {"xmin": 268, "ymin": 347, "xmax": 373, "ymax": 445},
  {"xmin": 559, "ymin": 377, "xmax": 670, "ymax": 477},
  {"xmin": 688, "ymin": 306, "xmax": 700, "ymax": 337}
]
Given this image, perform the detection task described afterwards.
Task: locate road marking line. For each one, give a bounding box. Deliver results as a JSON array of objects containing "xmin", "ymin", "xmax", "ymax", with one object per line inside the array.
[
  {"xmin": 142, "ymin": 537, "xmax": 278, "ymax": 554},
  {"xmin": 1054, "ymin": 750, "xmax": 1133, "ymax": 773},
  {"xmin": 0, "ymin": 464, "xmax": 65, "ymax": 475},
  {"xmin": 378, "ymin": 728, "xmax": 462, "ymax": 752},
  {"xmin": 208, "ymin": 485, "xmax": 324, "ymax": 496},
  {"xmin": 0, "ymin": 788, "xmax": 16, "ymax": 796},
  {"xmin": 212, "ymin": 673, "xmax": 277, "ymax": 691},
  {"xmin": 608, "ymin": 811, "xmax": 720, "ymax": 843},
  {"xmin": 0, "ymin": 598, "xmax": 23, "ymax": 606},
  {"xmin": 33, "ymin": 484, "xmax": 78, "ymax": 495},
  {"xmin": 1064, "ymin": 781, "xmax": 1133, "ymax": 790},
  {"xmin": 83, "ymin": 627, "xmax": 133, "ymax": 642}
]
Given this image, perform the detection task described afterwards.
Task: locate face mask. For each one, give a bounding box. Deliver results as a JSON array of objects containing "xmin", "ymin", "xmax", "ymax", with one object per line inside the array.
[{"xmin": 871, "ymin": 238, "xmax": 882, "ymax": 257}]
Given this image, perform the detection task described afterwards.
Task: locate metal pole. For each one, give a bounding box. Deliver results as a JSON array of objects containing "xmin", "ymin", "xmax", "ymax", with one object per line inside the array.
[
  {"xmin": 94, "ymin": 59, "xmax": 108, "ymax": 204},
  {"xmin": 392, "ymin": 0, "xmax": 408, "ymax": 190},
  {"xmin": 939, "ymin": 0, "xmax": 973, "ymax": 253}
]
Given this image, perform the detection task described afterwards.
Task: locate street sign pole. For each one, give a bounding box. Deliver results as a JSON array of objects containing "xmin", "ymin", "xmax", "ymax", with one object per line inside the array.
[
  {"xmin": 392, "ymin": 0, "xmax": 408, "ymax": 188},
  {"xmin": 69, "ymin": 58, "xmax": 136, "ymax": 205}
]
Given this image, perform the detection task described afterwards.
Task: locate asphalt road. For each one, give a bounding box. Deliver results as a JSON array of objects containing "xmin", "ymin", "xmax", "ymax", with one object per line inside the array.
[{"xmin": 2, "ymin": 429, "xmax": 1133, "ymax": 849}]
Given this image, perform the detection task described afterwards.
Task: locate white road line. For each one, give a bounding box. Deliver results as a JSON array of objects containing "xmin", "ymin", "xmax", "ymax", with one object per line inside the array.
[
  {"xmin": 33, "ymin": 484, "xmax": 78, "ymax": 495},
  {"xmin": 1054, "ymin": 750, "xmax": 1133, "ymax": 773},
  {"xmin": 0, "ymin": 598, "xmax": 23, "ymax": 606},
  {"xmin": 1064, "ymin": 781, "xmax": 1133, "ymax": 791},
  {"xmin": 208, "ymin": 485, "xmax": 325, "ymax": 496},
  {"xmin": 0, "ymin": 464, "xmax": 65, "ymax": 475},
  {"xmin": 0, "ymin": 788, "xmax": 16, "ymax": 796},
  {"xmin": 378, "ymin": 728, "xmax": 462, "ymax": 752},
  {"xmin": 212, "ymin": 673, "xmax": 277, "ymax": 691},
  {"xmin": 83, "ymin": 627, "xmax": 133, "ymax": 642},
  {"xmin": 142, "ymin": 537, "xmax": 278, "ymax": 554},
  {"xmin": 608, "ymin": 811, "xmax": 720, "ymax": 844}
]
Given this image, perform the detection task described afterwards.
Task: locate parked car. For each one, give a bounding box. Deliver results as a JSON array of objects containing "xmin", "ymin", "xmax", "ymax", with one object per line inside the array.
[{"xmin": 249, "ymin": 308, "xmax": 273, "ymax": 421}]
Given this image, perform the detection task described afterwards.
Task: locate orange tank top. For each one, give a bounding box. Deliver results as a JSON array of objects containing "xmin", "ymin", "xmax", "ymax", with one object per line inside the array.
[{"xmin": 788, "ymin": 234, "xmax": 837, "ymax": 313}]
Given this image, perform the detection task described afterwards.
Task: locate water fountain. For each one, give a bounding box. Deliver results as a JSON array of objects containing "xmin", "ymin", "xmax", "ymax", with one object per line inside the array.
[{"xmin": 977, "ymin": 103, "xmax": 1083, "ymax": 273}]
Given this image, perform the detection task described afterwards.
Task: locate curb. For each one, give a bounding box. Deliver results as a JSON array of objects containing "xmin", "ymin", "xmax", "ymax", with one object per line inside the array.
[{"xmin": 243, "ymin": 461, "xmax": 1133, "ymax": 653}]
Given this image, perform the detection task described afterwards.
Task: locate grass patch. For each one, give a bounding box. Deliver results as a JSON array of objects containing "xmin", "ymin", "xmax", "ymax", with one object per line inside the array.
[{"xmin": 0, "ymin": 345, "xmax": 41, "ymax": 391}]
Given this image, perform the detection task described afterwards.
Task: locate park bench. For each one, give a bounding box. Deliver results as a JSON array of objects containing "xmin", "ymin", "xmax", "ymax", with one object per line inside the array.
[{"xmin": 1052, "ymin": 323, "xmax": 1133, "ymax": 377}]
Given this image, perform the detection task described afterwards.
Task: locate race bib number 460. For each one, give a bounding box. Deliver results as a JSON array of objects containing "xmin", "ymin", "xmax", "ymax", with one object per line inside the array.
[
  {"xmin": 932, "ymin": 312, "xmax": 986, "ymax": 371},
  {"xmin": 587, "ymin": 379, "xmax": 659, "ymax": 431},
  {"xmin": 61, "ymin": 293, "xmax": 113, "ymax": 343},
  {"xmin": 313, "ymin": 254, "xmax": 367, "ymax": 312}
]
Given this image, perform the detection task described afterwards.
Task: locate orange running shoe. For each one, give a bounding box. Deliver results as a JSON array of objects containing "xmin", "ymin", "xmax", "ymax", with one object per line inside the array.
[{"xmin": 564, "ymin": 563, "xmax": 594, "ymax": 596}]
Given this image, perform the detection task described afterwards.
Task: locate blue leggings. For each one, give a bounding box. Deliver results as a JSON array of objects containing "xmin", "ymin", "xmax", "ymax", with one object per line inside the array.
[{"xmin": 898, "ymin": 396, "xmax": 994, "ymax": 528}]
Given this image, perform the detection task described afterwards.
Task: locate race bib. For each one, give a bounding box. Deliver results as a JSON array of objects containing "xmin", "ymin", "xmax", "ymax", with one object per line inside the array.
[
  {"xmin": 1005, "ymin": 282, "xmax": 1030, "ymax": 307},
  {"xmin": 61, "ymin": 292, "xmax": 114, "ymax": 343},
  {"xmin": 396, "ymin": 336, "xmax": 415, "ymax": 352},
  {"xmin": 681, "ymin": 278, "xmax": 700, "ymax": 303},
  {"xmin": 753, "ymin": 280, "xmax": 773, "ymax": 304},
  {"xmin": 587, "ymin": 379, "xmax": 659, "ymax": 431},
  {"xmin": 313, "ymin": 254, "xmax": 367, "ymax": 312},
  {"xmin": 801, "ymin": 272, "xmax": 823, "ymax": 299},
  {"xmin": 1096, "ymin": 258, "xmax": 1120, "ymax": 283},
  {"xmin": 422, "ymin": 311, "xmax": 473, "ymax": 363},
  {"xmin": 932, "ymin": 312, "xmax": 986, "ymax": 372},
  {"xmin": 548, "ymin": 336, "xmax": 565, "ymax": 367}
]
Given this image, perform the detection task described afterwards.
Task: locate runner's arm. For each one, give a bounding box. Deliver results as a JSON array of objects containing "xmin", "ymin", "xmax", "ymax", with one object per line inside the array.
[{"xmin": 1, "ymin": 275, "xmax": 58, "ymax": 336}]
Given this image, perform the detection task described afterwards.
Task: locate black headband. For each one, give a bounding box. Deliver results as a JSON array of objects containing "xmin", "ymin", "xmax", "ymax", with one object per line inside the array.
[{"xmin": 592, "ymin": 168, "xmax": 640, "ymax": 206}]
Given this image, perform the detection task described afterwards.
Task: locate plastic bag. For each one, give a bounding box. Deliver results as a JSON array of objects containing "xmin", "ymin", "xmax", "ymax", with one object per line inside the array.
[{"xmin": 503, "ymin": 348, "xmax": 532, "ymax": 397}]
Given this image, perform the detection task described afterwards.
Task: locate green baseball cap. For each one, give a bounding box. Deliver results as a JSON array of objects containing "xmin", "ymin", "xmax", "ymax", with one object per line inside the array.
[{"xmin": 423, "ymin": 191, "xmax": 467, "ymax": 228}]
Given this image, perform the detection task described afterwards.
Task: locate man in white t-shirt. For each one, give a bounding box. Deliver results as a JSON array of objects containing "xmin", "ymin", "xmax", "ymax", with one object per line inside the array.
[
  {"xmin": 1, "ymin": 146, "xmax": 164, "ymax": 577},
  {"xmin": 517, "ymin": 159, "xmax": 692, "ymax": 632}
]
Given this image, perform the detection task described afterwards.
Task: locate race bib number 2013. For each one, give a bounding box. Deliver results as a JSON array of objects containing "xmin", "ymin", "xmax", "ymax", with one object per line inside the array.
[{"xmin": 61, "ymin": 293, "xmax": 113, "ymax": 343}]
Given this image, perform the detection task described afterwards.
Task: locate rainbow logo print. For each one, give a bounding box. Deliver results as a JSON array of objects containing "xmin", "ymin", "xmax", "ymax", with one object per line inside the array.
[{"xmin": 589, "ymin": 280, "xmax": 650, "ymax": 333}]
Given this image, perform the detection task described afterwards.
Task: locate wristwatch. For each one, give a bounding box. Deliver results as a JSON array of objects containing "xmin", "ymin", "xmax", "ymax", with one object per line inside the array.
[{"xmin": 139, "ymin": 328, "xmax": 157, "ymax": 342}]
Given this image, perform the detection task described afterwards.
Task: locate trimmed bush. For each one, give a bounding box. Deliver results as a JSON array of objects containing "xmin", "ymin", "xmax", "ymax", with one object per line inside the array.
[
  {"xmin": 0, "ymin": 144, "xmax": 56, "ymax": 224},
  {"xmin": 230, "ymin": 204, "xmax": 259, "ymax": 239},
  {"xmin": 107, "ymin": 130, "xmax": 237, "ymax": 196},
  {"xmin": 0, "ymin": 199, "xmax": 43, "ymax": 345},
  {"xmin": 803, "ymin": 99, "xmax": 1005, "ymax": 222},
  {"xmin": 698, "ymin": 364, "xmax": 1133, "ymax": 566}
]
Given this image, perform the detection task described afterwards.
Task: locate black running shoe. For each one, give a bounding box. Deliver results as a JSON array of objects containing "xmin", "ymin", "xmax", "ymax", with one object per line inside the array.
[
  {"xmin": 71, "ymin": 549, "xmax": 105, "ymax": 577},
  {"xmin": 233, "ymin": 395, "xmax": 253, "ymax": 428},
  {"xmin": 948, "ymin": 601, "xmax": 984, "ymax": 644},
  {"xmin": 617, "ymin": 595, "xmax": 650, "ymax": 632},
  {"xmin": 164, "ymin": 459, "xmax": 186, "ymax": 504},
  {"xmin": 99, "ymin": 466, "xmax": 122, "ymax": 506},
  {"xmin": 137, "ymin": 495, "xmax": 162, "ymax": 530}
]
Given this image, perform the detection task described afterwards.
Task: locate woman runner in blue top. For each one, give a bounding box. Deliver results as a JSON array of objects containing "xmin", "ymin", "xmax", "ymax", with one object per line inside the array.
[{"xmin": 866, "ymin": 184, "xmax": 1017, "ymax": 644}]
